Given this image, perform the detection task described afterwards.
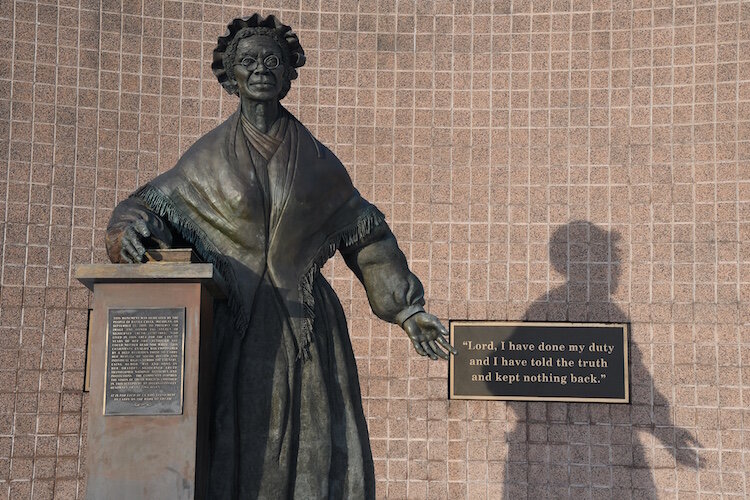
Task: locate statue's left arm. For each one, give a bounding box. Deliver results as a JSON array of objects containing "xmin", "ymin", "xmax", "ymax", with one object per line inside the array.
[{"xmin": 340, "ymin": 223, "xmax": 456, "ymax": 359}]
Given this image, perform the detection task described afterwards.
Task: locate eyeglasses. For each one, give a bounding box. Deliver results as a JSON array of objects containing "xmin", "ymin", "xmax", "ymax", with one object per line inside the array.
[{"xmin": 238, "ymin": 54, "xmax": 281, "ymax": 71}]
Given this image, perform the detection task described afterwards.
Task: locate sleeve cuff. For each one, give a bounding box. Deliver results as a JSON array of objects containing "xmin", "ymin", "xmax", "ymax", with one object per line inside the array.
[{"xmin": 395, "ymin": 305, "xmax": 425, "ymax": 327}]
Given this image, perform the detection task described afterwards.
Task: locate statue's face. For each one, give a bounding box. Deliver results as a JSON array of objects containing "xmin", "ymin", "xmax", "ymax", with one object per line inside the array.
[{"xmin": 234, "ymin": 35, "xmax": 287, "ymax": 102}]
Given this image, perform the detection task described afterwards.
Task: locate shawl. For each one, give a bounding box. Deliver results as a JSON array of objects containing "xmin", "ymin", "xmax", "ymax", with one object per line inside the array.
[{"xmin": 131, "ymin": 107, "xmax": 384, "ymax": 360}]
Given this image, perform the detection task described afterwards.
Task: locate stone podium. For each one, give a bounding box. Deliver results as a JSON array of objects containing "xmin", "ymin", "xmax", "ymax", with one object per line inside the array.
[{"xmin": 75, "ymin": 263, "xmax": 223, "ymax": 500}]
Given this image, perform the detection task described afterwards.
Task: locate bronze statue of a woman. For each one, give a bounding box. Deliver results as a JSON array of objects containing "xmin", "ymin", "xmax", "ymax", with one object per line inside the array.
[{"xmin": 105, "ymin": 14, "xmax": 454, "ymax": 499}]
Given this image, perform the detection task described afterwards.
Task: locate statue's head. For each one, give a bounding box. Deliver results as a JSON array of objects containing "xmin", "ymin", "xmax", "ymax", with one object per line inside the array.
[{"xmin": 212, "ymin": 14, "xmax": 306, "ymax": 101}]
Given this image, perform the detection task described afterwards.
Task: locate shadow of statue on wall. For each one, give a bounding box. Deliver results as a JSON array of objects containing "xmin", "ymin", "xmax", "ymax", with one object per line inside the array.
[{"xmin": 500, "ymin": 220, "xmax": 701, "ymax": 498}]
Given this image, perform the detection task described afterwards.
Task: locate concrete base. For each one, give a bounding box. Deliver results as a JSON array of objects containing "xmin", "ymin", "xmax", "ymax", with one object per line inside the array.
[{"xmin": 76, "ymin": 264, "xmax": 222, "ymax": 500}]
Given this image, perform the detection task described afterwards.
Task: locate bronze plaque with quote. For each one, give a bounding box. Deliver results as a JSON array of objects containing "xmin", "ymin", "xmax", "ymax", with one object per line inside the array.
[
  {"xmin": 449, "ymin": 321, "xmax": 629, "ymax": 403},
  {"xmin": 105, "ymin": 308, "xmax": 186, "ymax": 415}
]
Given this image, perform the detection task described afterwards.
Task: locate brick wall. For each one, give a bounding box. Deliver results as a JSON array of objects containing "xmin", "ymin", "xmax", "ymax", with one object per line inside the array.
[{"xmin": 1, "ymin": 1, "xmax": 748, "ymax": 498}]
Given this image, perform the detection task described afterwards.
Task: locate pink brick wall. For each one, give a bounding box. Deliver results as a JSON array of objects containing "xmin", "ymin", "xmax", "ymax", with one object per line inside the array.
[{"xmin": 1, "ymin": 1, "xmax": 748, "ymax": 498}]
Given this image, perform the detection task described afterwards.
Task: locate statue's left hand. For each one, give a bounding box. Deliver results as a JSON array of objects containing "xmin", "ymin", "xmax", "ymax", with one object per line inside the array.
[{"xmin": 402, "ymin": 312, "xmax": 457, "ymax": 360}]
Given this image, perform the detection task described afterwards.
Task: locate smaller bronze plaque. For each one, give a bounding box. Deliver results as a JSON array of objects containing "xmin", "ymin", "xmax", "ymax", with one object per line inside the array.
[
  {"xmin": 105, "ymin": 308, "xmax": 186, "ymax": 415},
  {"xmin": 145, "ymin": 248, "xmax": 200, "ymax": 263},
  {"xmin": 449, "ymin": 321, "xmax": 629, "ymax": 403}
]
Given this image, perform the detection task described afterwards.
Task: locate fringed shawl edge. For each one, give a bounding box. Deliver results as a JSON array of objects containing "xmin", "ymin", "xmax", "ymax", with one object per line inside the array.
[
  {"xmin": 297, "ymin": 204, "xmax": 385, "ymax": 360},
  {"xmin": 132, "ymin": 184, "xmax": 251, "ymax": 335},
  {"xmin": 133, "ymin": 183, "xmax": 385, "ymax": 362}
]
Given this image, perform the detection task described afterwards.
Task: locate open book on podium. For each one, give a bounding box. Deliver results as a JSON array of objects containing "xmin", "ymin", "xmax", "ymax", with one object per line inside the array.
[{"xmin": 76, "ymin": 250, "xmax": 223, "ymax": 500}]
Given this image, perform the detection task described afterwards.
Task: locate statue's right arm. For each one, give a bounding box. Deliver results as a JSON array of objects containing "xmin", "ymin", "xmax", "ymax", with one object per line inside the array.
[{"xmin": 105, "ymin": 196, "xmax": 174, "ymax": 263}]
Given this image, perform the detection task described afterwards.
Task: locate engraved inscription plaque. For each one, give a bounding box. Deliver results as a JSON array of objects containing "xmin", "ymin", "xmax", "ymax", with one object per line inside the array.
[
  {"xmin": 105, "ymin": 308, "xmax": 186, "ymax": 415},
  {"xmin": 450, "ymin": 321, "xmax": 629, "ymax": 403}
]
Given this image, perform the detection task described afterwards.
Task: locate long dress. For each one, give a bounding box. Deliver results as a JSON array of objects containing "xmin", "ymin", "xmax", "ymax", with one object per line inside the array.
[{"xmin": 105, "ymin": 107, "xmax": 425, "ymax": 499}]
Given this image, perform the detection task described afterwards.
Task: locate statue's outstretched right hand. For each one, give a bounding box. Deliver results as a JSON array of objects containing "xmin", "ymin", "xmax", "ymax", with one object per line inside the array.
[{"xmin": 402, "ymin": 312, "xmax": 457, "ymax": 360}]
